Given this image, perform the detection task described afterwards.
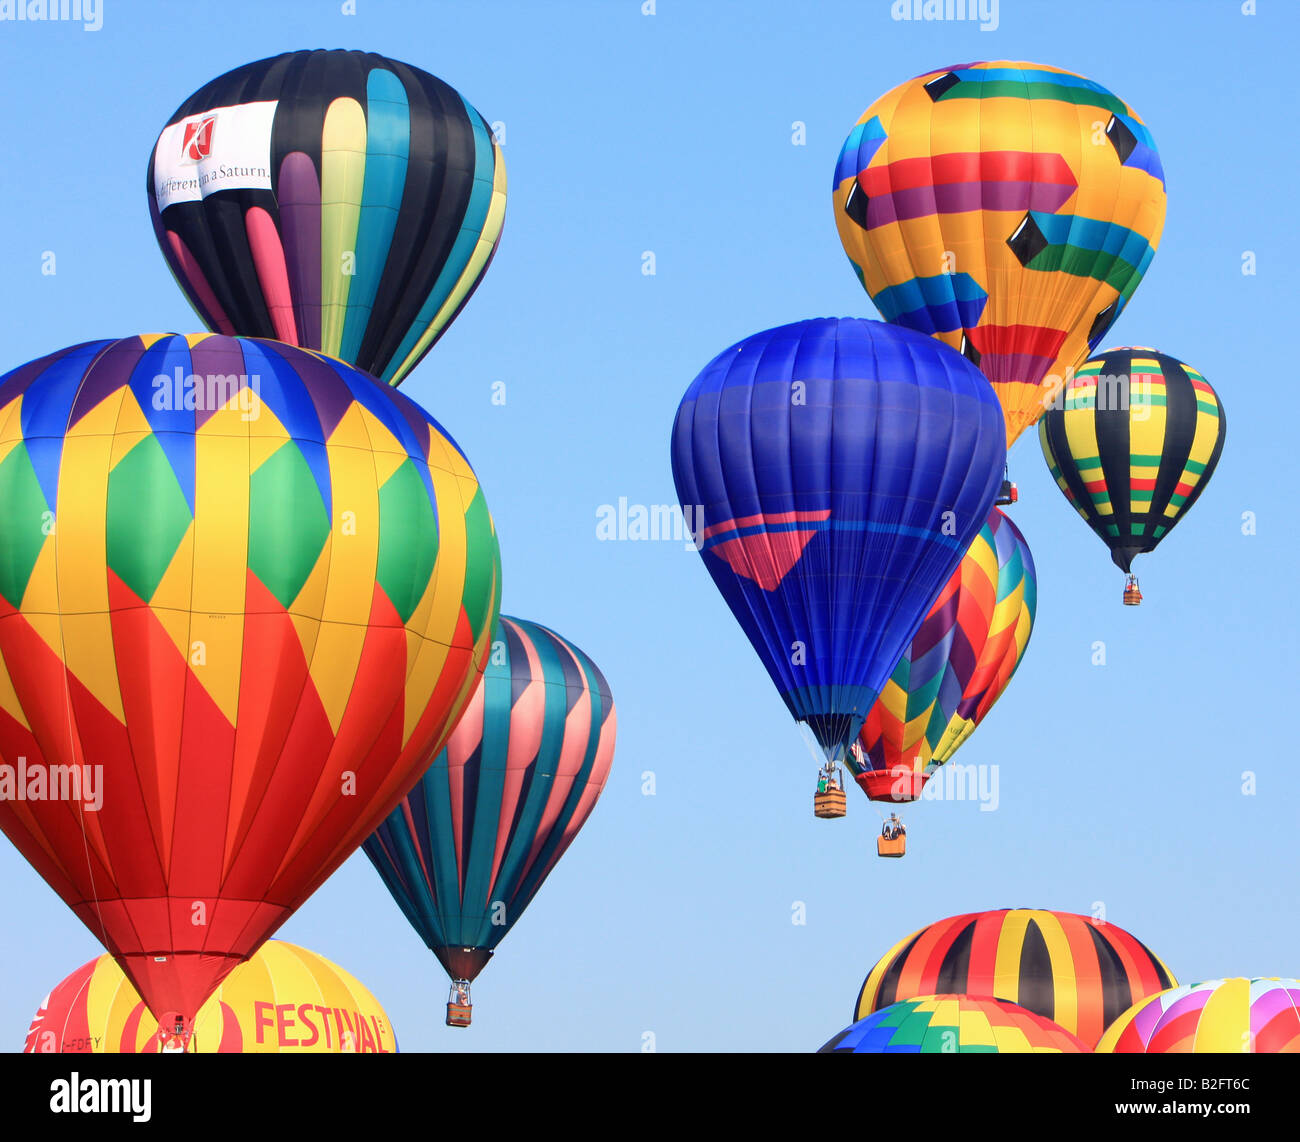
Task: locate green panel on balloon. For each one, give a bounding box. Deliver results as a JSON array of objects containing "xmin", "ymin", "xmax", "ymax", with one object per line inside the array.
[
  {"xmin": 460, "ymin": 486, "xmax": 499, "ymax": 641},
  {"xmin": 106, "ymin": 435, "xmax": 194, "ymax": 604},
  {"xmin": 376, "ymin": 458, "xmax": 438, "ymax": 624},
  {"xmin": 0, "ymin": 443, "xmax": 48, "ymax": 609},
  {"xmin": 248, "ymin": 442, "xmax": 330, "ymax": 609}
]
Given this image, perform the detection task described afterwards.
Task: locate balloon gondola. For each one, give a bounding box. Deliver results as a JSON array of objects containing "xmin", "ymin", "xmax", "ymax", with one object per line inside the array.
[
  {"xmin": 876, "ymin": 816, "xmax": 906, "ymax": 858},
  {"xmin": 813, "ymin": 763, "xmax": 848, "ymax": 819}
]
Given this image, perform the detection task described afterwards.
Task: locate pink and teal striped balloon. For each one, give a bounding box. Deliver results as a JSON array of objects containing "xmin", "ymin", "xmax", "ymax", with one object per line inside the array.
[{"xmin": 362, "ymin": 616, "xmax": 616, "ymax": 992}]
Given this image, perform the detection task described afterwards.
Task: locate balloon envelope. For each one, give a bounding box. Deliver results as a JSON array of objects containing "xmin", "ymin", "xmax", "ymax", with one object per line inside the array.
[
  {"xmin": 853, "ymin": 507, "xmax": 1035, "ymax": 800},
  {"xmin": 24, "ymin": 941, "xmax": 397, "ymax": 1053},
  {"xmin": 820, "ymin": 994, "xmax": 1086, "ymax": 1053},
  {"xmin": 834, "ymin": 61, "xmax": 1166, "ymax": 447},
  {"xmin": 363, "ymin": 615, "xmax": 615, "ymax": 984},
  {"xmin": 856, "ymin": 909, "xmax": 1176, "ymax": 1047},
  {"xmin": 1039, "ymin": 347, "xmax": 1226, "ymax": 574},
  {"xmin": 671, "ymin": 317, "xmax": 1005, "ymax": 765},
  {"xmin": 1097, "ymin": 978, "xmax": 1300, "ymax": 1053},
  {"xmin": 147, "ymin": 50, "xmax": 506, "ymax": 386},
  {"xmin": 0, "ymin": 334, "xmax": 501, "ymax": 1026}
]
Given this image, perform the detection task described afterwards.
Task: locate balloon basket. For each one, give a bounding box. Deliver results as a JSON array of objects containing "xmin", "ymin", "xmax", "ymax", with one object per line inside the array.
[
  {"xmin": 814, "ymin": 788, "xmax": 847, "ymax": 819},
  {"xmin": 1123, "ymin": 576, "xmax": 1142, "ymax": 606},
  {"xmin": 446, "ymin": 1002, "xmax": 473, "ymax": 1028},
  {"xmin": 995, "ymin": 479, "xmax": 1018, "ymax": 506},
  {"xmin": 446, "ymin": 979, "xmax": 473, "ymax": 1027},
  {"xmin": 877, "ymin": 834, "xmax": 906, "ymax": 858}
]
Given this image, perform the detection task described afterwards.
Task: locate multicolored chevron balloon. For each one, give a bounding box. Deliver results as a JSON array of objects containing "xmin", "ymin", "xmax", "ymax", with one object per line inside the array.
[
  {"xmin": 1098, "ymin": 978, "xmax": 1300, "ymax": 1053},
  {"xmin": 851, "ymin": 507, "xmax": 1036, "ymax": 801},
  {"xmin": 0, "ymin": 334, "xmax": 501, "ymax": 1031},
  {"xmin": 820, "ymin": 995, "xmax": 1087, "ymax": 1053},
  {"xmin": 856, "ymin": 909, "xmax": 1177, "ymax": 1047},
  {"xmin": 147, "ymin": 50, "xmax": 507, "ymax": 386},
  {"xmin": 363, "ymin": 615, "xmax": 615, "ymax": 1013},
  {"xmin": 834, "ymin": 61, "xmax": 1167, "ymax": 447}
]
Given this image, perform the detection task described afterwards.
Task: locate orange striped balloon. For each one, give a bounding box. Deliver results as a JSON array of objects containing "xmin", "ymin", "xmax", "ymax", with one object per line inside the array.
[
  {"xmin": 23, "ymin": 941, "xmax": 397, "ymax": 1053},
  {"xmin": 856, "ymin": 909, "xmax": 1176, "ymax": 1047}
]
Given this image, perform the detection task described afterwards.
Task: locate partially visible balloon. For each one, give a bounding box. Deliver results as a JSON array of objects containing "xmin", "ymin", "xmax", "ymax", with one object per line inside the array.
[
  {"xmin": 834, "ymin": 61, "xmax": 1167, "ymax": 447},
  {"xmin": 147, "ymin": 50, "xmax": 506, "ymax": 386},
  {"xmin": 1098, "ymin": 978, "xmax": 1300, "ymax": 1053},
  {"xmin": 852, "ymin": 507, "xmax": 1035, "ymax": 800},
  {"xmin": 820, "ymin": 995, "xmax": 1086, "ymax": 1053},
  {"xmin": 1039, "ymin": 347, "xmax": 1225, "ymax": 596},
  {"xmin": 856, "ymin": 909, "xmax": 1176, "ymax": 1047},
  {"xmin": 363, "ymin": 616, "xmax": 615, "ymax": 1022},
  {"xmin": 0, "ymin": 334, "xmax": 501, "ymax": 1034},
  {"xmin": 671, "ymin": 318, "xmax": 1005, "ymax": 771},
  {"xmin": 24, "ymin": 942, "xmax": 397, "ymax": 1053}
]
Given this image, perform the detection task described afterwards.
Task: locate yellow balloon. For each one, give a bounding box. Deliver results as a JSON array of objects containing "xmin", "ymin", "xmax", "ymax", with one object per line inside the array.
[{"xmin": 24, "ymin": 941, "xmax": 398, "ymax": 1053}]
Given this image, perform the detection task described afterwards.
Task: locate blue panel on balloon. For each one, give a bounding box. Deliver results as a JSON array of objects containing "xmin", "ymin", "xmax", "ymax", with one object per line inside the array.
[{"xmin": 671, "ymin": 318, "xmax": 1005, "ymax": 762}]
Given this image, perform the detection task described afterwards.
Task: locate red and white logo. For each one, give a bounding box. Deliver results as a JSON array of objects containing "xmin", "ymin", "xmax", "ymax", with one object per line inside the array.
[{"xmin": 181, "ymin": 115, "xmax": 217, "ymax": 161}]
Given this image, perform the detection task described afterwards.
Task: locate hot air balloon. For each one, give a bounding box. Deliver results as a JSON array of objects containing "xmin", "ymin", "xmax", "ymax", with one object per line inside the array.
[
  {"xmin": 24, "ymin": 941, "xmax": 398, "ymax": 1054},
  {"xmin": 819, "ymin": 995, "xmax": 1086, "ymax": 1053},
  {"xmin": 147, "ymin": 50, "xmax": 506, "ymax": 387},
  {"xmin": 834, "ymin": 61, "xmax": 1166, "ymax": 454},
  {"xmin": 1040, "ymin": 347, "xmax": 1226, "ymax": 604},
  {"xmin": 856, "ymin": 909, "xmax": 1176, "ymax": 1047},
  {"xmin": 0, "ymin": 334, "xmax": 501, "ymax": 1045},
  {"xmin": 1097, "ymin": 978, "xmax": 1300, "ymax": 1053},
  {"xmin": 363, "ymin": 615, "xmax": 615, "ymax": 1027},
  {"xmin": 670, "ymin": 318, "xmax": 1005, "ymax": 818},
  {"xmin": 851, "ymin": 507, "xmax": 1035, "ymax": 850}
]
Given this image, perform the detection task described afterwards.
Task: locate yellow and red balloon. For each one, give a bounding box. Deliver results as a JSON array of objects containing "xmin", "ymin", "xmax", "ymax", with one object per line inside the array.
[{"xmin": 0, "ymin": 334, "xmax": 501, "ymax": 1033}]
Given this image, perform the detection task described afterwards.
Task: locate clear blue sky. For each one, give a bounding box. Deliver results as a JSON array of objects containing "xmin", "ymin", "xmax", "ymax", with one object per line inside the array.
[{"xmin": 0, "ymin": 0, "xmax": 1293, "ymax": 1052}]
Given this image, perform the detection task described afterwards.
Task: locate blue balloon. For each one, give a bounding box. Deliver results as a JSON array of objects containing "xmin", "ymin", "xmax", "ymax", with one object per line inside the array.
[{"xmin": 670, "ymin": 318, "xmax": 1005, "ymax": 764}]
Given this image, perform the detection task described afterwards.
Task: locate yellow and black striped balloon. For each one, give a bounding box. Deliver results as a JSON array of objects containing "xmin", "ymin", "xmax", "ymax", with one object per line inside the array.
[{"xmin": 1039, "ymin": 347, "xmax": 1225, "ymax": 575}]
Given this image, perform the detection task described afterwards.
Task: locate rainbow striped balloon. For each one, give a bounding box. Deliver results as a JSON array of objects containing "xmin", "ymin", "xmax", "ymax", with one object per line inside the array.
[
  {"xmin": 851, "ymin": 507, "xmax": 1035, "ymax": 801},
  {"xmin": 1098, "ymin": 978, "xmax": 1300, "ymax": 1053},
  {"xmin": 147, "ymin": 50, "xmax": 506, "ymax": 386},
  {"xmin": 821, "ymin": 995, "xmax": 1086, "ymax": 1053}
]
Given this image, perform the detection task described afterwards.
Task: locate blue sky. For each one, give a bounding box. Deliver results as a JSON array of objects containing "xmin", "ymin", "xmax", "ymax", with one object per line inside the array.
[{"xmin": 0, "ymin": 0, "xmax": 1294, "ymax": 1052}]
